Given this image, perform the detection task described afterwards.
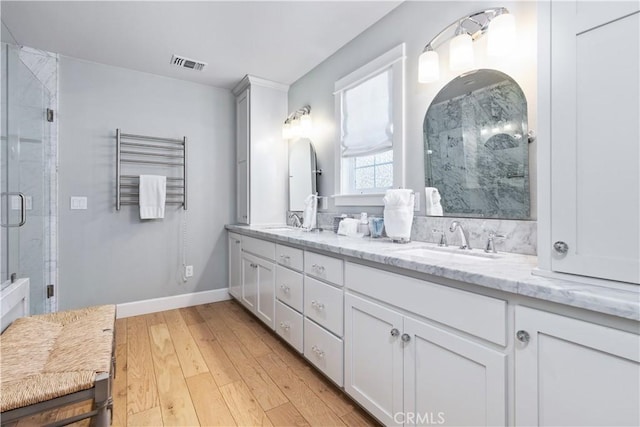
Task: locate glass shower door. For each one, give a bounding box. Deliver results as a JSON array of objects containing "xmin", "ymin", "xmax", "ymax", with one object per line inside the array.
[{"xmin": 1, "ymin": 44, "xmax": 54, "ymax": 315}]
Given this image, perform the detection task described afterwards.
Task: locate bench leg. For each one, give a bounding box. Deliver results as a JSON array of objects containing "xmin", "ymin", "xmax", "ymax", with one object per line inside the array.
[{"xmin": 90, "ymin": 372, "xmax": 112, "ymax": 427}]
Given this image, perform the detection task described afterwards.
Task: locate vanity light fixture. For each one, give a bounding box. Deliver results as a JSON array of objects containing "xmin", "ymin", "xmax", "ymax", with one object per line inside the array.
[
  {"xmin": 418, "ymin": 7, "xmax": 516, "ymax": 84},
  {"xmin": 282, "ymin": 105, "xmax": 312, "ymax": 140}
]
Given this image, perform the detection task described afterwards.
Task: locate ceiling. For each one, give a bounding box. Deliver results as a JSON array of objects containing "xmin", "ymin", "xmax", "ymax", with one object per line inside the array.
[{"xmin": 1, "ymin": 1, "xmax": 402, "ymax": 89}]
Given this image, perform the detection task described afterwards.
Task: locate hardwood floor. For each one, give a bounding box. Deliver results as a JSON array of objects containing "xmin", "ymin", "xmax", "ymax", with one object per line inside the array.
[{"xmin": 15, "ymin": 300, "xmax": 379, "ymax": 426}]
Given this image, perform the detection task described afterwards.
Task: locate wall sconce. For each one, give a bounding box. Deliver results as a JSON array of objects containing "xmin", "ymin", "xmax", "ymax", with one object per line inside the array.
[
  {"xmin": 418, "ymin": 7, "xmax": 516, "ymax": 84},
  {"xmin": 282, "ymin": 105, "xmax": 312, "ymax": 140}
]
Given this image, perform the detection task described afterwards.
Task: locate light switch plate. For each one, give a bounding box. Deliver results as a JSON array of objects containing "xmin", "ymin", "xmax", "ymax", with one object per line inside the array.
[{"xmin": 70, "ymin": 196, "xmax": 88, "ymax": 210}]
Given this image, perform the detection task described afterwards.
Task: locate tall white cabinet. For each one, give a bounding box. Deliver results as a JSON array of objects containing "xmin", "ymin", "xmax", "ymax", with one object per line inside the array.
[
  {"xmin": 542, "ymin": 1, "xmax": 640, "ymax": 283},
  {"xmin": 232, "ymin": 75, "xmax": 288, "ymax": 225}
]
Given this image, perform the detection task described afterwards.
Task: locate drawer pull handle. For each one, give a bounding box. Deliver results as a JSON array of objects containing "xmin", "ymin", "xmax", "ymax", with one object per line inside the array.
[
  {"xmin": 311, "ymin": 264, "xmax": 326, "ymax": 273},
  {"xmin": 401, "ymin": 333, "xmax": 411, "ymax": 343},
  {"xmin": 390, "ymin": 328, "xmax": 400, "ymax": 337},
  {"xmin": 279, "ymin": 322, "xmax": 290, "ymax": 331},
  {"xmin": 311, "ymin": 345, "xmax": 325, "ymax": 358},
  {"xmin": 516, "ymin": 330, "xmax": 530, "ymax": 344},
  {"xmin": 280, "ymin": 254, "xmax": 291, "ymax": 261},
  {"xmin": 280, "ymin": 284, "xmax": 290, "ymax": 293},
  {"xmin": 311, "ymin": 300, "xmax": 325, "ymax": 310},
  {"xmin": 250, "ymin": 263, "xmax": 258, "ymax": 268}
]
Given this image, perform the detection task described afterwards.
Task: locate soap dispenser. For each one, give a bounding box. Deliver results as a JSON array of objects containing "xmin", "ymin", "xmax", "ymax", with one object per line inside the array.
[{"xmin": 358, "ymin": 212, "xmax": 370, "ymax": 236}]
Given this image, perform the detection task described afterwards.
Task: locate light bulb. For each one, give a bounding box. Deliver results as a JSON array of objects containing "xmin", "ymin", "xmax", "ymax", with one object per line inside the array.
[
  {"xmin": 418, "ymin": 50, "xmax": 440, "ymax": 83},
  {"xmin": 282, "ymin": 122, "xmax": 291, "ymax": 139},
  {"xmin": 299, "ymin": 114, "xmax": 312, "ymax": 138},
  {"xmin": 449, "ymin": 33, "xmax": 474, "ymax": 71},
  {"xmin": 488, "ymin": 13, "xmax": 516, "ymax": 57},
  {"xmin": 290, "ymin": 118, "xmax": 301, "ymax": 138}
]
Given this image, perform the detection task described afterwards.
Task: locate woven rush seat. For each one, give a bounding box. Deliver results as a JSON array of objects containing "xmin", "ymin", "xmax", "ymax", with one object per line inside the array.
[{"xmin": 0, "ymin": 305, "xmax": 116, "ymax": 424}]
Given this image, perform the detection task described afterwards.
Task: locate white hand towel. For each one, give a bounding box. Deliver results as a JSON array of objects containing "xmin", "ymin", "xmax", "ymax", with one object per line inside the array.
[
  {"xmin": 383, "ymin": 189, "xmax": 415, "ymax": 207},
  {"xmin": 337, "ymin": 218, "xmax": 360, "ymax": 236},
  {"xmin": 302, "ymin": 194, "xmax": 317, "ymax": 231},
  {"xmin": 383, "ymin": 189, "xmax": 414, "ymax": 241},
  {"xmin": 425, "ymin": 187, "xmax": 444, "ymax": 216},
  {"xmin": 139, "ymin": 175, "xmax": 166, "ymax": 219}
]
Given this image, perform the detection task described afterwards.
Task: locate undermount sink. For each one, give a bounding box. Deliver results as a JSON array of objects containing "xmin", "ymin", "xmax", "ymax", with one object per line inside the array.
[
  {"xmin": 260, "ymin": 226, "xmax": 300, "ymax": 232},
  {"xmin": 391, "ymin": 245, "xmax": 501, "ymax": 261}
]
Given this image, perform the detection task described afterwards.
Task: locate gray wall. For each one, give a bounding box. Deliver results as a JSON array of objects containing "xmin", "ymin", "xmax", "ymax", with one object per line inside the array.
[
  {"xmin": 288, "ymin": 1, "xmax": 537, "ymax": 218},
  {"xmin": 59, "ymin": 56, "xmax": 235, "ymax": 310}
]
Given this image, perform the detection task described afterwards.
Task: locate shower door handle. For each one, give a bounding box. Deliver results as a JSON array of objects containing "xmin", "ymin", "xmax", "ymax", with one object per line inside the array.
[{"xmin": 1, "ymin": 192, "xmax": 26, "ymax": 227}]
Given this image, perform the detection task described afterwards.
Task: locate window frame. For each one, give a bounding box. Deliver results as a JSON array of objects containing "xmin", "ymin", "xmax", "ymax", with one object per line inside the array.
[{"xmin": 333, "ymin": 43, "xmax": 406, "ymax": 206}]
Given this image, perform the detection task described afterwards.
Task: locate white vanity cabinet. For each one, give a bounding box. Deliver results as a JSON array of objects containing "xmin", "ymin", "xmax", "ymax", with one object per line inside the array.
[
  {"xmin": 239, "ymin": 236, "xmax": 276, "ymax": 329},
  {"xmin": 344, "ymin": 263, "xmax": 507, "ymax": 426},
  {"xmin": 515, "ymin": 306, "xmax": 640, "ymax": 427},
  {"xmin": 543, "ymin": 1, "xmax": 640, "ymax": 283},
  {"xmin": 232, "ymin": 75, "xmax": 289, "ymax": 225},
  {"xmin": 228, "ymin": 232, "xmax": 242, "ymax": 299}
]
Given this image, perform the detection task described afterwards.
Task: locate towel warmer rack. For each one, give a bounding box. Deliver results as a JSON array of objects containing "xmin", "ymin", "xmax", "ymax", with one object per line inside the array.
[{"xmin": 116, "ymin": 129, "xmax": 187, "ymax": 211}]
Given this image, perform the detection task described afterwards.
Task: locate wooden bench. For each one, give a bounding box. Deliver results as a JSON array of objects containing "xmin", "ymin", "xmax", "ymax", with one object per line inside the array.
[{"xmin": 0, "ymin": 305, "xmax": 116, "ymax": 427}]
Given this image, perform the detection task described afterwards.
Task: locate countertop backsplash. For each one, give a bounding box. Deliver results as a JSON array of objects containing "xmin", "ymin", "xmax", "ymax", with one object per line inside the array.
[{"xmin": 288, "ymin": 211, "xmax": 537, "ymax": 256}]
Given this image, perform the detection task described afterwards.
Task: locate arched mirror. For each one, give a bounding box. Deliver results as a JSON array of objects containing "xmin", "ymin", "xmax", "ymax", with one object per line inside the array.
[
  {"xmin": 424, "ymin": 69, "xmax": 530, "ymax": 219},
  {"xmin": 289, "ymin": 138, "xmax": 318, "ymax": 211}
]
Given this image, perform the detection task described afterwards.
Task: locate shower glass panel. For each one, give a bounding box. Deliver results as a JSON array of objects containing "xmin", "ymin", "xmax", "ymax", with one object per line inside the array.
[{"xmin": 1, "ymin": 43, "xmax": 56, "ymax": 315}]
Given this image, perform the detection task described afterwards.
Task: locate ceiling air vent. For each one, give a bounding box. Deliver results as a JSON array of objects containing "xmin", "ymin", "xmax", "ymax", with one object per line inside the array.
[{"xmin": 170, "ymin": 54, "xmax": 207, "ymax": 71}]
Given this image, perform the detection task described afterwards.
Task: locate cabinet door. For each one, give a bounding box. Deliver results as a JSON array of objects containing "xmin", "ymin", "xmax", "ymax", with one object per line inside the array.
[
  {"xmin": 236, "ymin": 88, "xmax": 250, "ymax": 224},
  {"xmin": 236, "ymin": 159, "xmax": 249, "ymax": 224},
  {"xmin": 550, "ymin": 0, "xmax": 640, "ymax": 283},
  {"xmin": 344, "ymin": 293, "xmax": 403, "ymax": 425},
  {"xmin": 403, "ymin": 317, "xmax": 506, "ymax": 427},
  {"xmin": 515, "ymin": 306, "xmax": 640, "ymax": 426},
  {"xmin": 241, "ymin": 254, "xmax": 257, "ymax": 311},
  {"xmin": 228, "ymin": 233, "xmax": 242, "ymax": 299},
  {"xmin": 255, "ymin": 257, "xmax": 276, "ymax": 329},
  {"xmin": 236, "ymin": 88, "xmax": 249, "ymax": 163}
]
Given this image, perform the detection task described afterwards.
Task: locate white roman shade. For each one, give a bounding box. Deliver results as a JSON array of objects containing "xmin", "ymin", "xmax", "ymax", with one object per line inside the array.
[{"xmin": 340, "ymin": 69, "xmax": 393, "ymax": 158}]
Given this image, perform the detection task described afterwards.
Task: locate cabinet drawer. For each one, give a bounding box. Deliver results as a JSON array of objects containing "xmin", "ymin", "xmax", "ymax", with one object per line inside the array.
[
  {"xmin": 345, "ymin": 262, "xmax": 507, "ymax": 346},
  {"xmin": 304, "ymin": 251, "xmax": 343, "ymax": 286},
  {"xmin": 304, "ymin": 318, "xmax": 343, "ymax": 386},
  {"xmin": 304, "ymin": 277, "xmax": 343, "ymax": 337},
  {"xmin": 242, "ymin": 236, "xmax": 275, "ymax": 260},
  {"xmin": 276, "ymin": 265, "xmax": 303, "ymax": 312},
  {"xmin": 275, "ymin": 301, "xmax": 303, "ymax": 353},
  {"xmin": 276, "ymin": 244, "xmax": 303, "ymax": 271}
]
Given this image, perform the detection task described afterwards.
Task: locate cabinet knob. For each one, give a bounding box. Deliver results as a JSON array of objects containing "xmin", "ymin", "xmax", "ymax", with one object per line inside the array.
[
  {"xmin": 390, "ymin": 328, "xmax": 400, "ymax": 337},
  {"xmin": 311, "ymin": 345, "xmax": 325, "ymax": 358},
  {"xmin": 279, "ymin": 322, "xmax": 290, "ymax": 331},
  {"xmin": 553, "ymin": 241, "xmax": 569, "ymax": 254},
  {"xmin": 280, "ymin": 284, "xmax": 290, "ymax": 293},
  {"xmin": 516, "ymin": 330, "xmax": 530, "ymax": 343},
  {"xmin": 311, "ymin": 300, "xmax": 325, "ymax": 310},
  {"xmin": 401, "ymin": 333, "xmax": 411, "ymax": 343}
]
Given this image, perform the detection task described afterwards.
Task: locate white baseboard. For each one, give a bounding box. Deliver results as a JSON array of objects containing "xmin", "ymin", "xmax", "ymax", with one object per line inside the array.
[{"xmin": 116, "ymin": 288, "xmax": 231, "ymax": 318}]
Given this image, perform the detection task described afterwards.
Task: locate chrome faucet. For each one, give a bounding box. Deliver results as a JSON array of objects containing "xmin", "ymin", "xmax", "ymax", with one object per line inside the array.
[
  {"xmin": 432, "ymin": 228, "xmax": 448, "ymax": 247},
  {"xmin": 288, "ymin": 212, "xmax": 302, "ymax": 228},
  {"xmin": 449, "ymin": 221, "xmax": 471, "ymax": 250},
  {"xmin": 484, "ymin": 231, "xmax": 506, "ymax": 253}
]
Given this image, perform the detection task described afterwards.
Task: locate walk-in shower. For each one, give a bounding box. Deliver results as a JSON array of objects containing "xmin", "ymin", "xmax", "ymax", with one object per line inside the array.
[{"xmin": 1, "ymin": 44, "xmax": 58, "ymax": 314}]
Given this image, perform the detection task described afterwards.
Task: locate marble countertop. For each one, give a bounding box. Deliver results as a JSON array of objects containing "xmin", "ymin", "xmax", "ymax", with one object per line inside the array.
[{"xmin": 226, "ymin": 225, "xmax": 640, "ymax": 321}]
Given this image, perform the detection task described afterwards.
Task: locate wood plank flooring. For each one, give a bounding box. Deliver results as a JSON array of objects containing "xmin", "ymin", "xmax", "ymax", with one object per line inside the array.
[{"xmin": 14, "ymin": 300, "xmax": 379, "ymax": 426}]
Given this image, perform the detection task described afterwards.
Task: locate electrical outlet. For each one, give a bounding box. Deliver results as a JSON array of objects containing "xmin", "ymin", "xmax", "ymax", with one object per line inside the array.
[{"xmin": 185, "ymin": 265, "xmax": 194, "ymax": 278}]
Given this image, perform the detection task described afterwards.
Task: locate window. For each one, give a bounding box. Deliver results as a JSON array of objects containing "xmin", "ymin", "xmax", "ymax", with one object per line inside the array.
[{"xmin": 334, "ymin": 43, "xmax": 405, "ymax": 206}]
